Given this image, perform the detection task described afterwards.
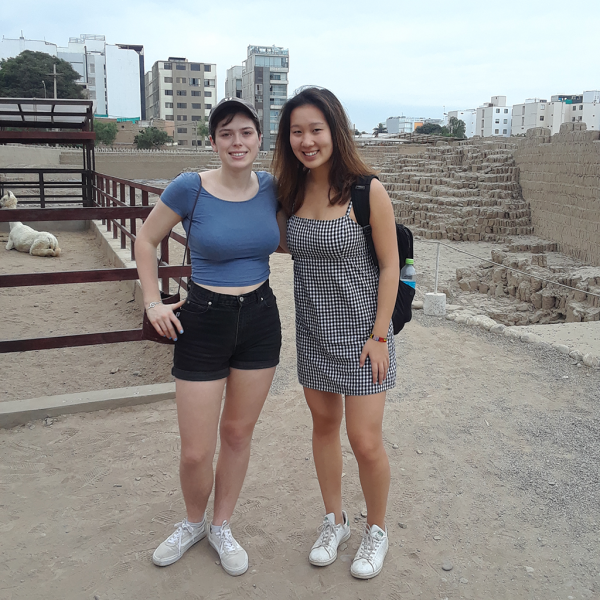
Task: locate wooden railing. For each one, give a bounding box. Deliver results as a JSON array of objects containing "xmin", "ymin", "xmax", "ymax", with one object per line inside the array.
[{"xmin": 0, "ymin": 172, "xmax": 189, "ymax": 353}]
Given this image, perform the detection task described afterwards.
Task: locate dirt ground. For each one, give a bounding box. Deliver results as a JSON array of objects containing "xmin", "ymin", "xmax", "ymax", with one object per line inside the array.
[{"xmin": 1, "ymin": 234, "xmax": 600, "ymax": 600}]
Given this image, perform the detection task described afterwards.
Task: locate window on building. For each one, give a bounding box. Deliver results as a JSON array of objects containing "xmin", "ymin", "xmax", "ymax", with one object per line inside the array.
[
  {"xmin": 163, "ymin": 62, "xmax": 172, "ymax": 70},
  {"xmin": 190, "ymin": 63, "xmax": 201, "ymax": 71},
  {"xmin": 495, "ymin": 129, "xmax": 499, "ymax": 134},
  {"xmin": 495, "ymin": 119, "xmax": 500, "ymax": 124},
  {"xmin": 165, "ymin": 114, "xmax": 174, "ymax": 120},
  {"xmin": 88, "ymin": 77, "xmax": 96, "ymax": 86},
  {"xmin": 573, "ymin": 106, "xmax": 577, "ymax": 111},
  {"xmin": 89, "ymin": 90, "xmax": 96, "ymax": 99},
  {"xmin": 503, "ymin": 129, "xmax": 507, "ymax": 134},
  {"xmin": 270, "ymin": 84, "xmax": 287, "ymax": 96},
  {"xmin": 177, "ymin": 127, "xmax": 188, "ymax": 133},
  {"xmin": 522, "ymin": 106, "xmax": 525, "ymax": 114},
  {"xmin": 177, "ymin": 103, "xmax": 187, "ymax": 109},
  {"xmin": 271, "ymin": 73, "xmax": 282, "ymax": 80},
  {"xmin": 204, "ymin": 80, "xmax": 215, "ymax": 87},
  {"xmin": 540, "ymin": 104, "xmax": 545, "ymax": 110},
  {"xmin": 496, "ymin": 109, "xmax": 500, "ymax": 113},
  {"xmin": 191, "ymin": 90, "xmax": 201, "ymax": 97},
  {"xmin": 177, "ymin": 115, "xmax": 188, "ymax": 121},
  {"xmin": 165, "ymin": 102, "xmax": 173, "ymax": 108},
  {"xmin": 164, "ymin": 77, "xmax": 173, "ymax": 83},
  {"xmin": 578, "ymin": 116, "xmax": 583, "ymax": 121},
  {"xmin": 204, "ymin": 65, "xmax": 211, "ymax": 72},
  {"xmin": 539, "ymin": 116, "xmax": 544, "ymax": 121},
  {"xmin": 572, "ymin": 117, "xmax": 576, "ymax": 122},
  {"xmin": 504, "ymin": 109, "xmax": 508, "ymax": 113},
  {"xmin": 178, "ymin": 139, "xmax": 188, "ymax": 145},
  {"xmin": 176, "ymin": 77, "xmax": 187, "ymax": 84},
  {"xmin": 177, "ymin": 90, "xmax": 187, "ymax": 96},
  {"xmin": 176, "ymin": 64, "xmax": 186, "ymax": 70},
  {"xmin": 190, "ymin": 78, "xmax": 200, "ymax": 86},
  {"xmin": 192, "ymin": 103, "xmax": 202, "ymax": 109},
  {"xmin": 481, "ymin": 120, "xmax": 484, "ymax": 127},
  {"xmin": 192, "ymin": 115, "xmax": 201, "ymax": 121},
  {"xmin": 165, "ymin": 90, "xmax": 173, "ymax": 96},
  {"xmin": 522, "ymin": 117, "xmax": 525, "ymax": 125},
  {"xmin": 502, "ymin": 119, "xmax": 507, "ymax": 124},
  {"xmin": 580, "ymin": 105, "xmax": 583, "ymax": 110},
  {"xmin": 206, "ymin": 103, "xmax": 212, "ymax": 109},
  {"xmin": 89, "ymin": 63, "xmax": 95, "ymax": 74},
  {"xmin": 204, "ymin": 91, "xmax": 212, "ymax": 97}
]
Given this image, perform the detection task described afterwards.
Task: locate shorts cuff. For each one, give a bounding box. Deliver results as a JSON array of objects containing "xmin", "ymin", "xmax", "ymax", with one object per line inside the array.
[
  {"xmin": 172, "ymin": 366, "xmax": 230, "ymax": 381},
  {"xmin": 229, "ymin": 358, "xmax": 280, "ymax": 371}
]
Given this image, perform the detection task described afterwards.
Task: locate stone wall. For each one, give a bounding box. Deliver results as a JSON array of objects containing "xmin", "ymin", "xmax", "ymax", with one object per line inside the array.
[{"xmin": 514, "ymin": 124, "xmax": 600, "ymax": 266}]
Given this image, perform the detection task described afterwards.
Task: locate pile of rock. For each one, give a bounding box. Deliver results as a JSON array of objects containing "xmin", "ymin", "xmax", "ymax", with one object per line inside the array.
[
  {"xmin": 456, "ymin": 249, "xmax": 600, "ymax": 325},
  {"xmin": 376, "ymin": 141, "xmax": 533, "ymax": 242}
]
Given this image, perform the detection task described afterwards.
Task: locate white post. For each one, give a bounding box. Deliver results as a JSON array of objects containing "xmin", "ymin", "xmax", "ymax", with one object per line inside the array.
[{"xmin": 434, "ymin": 242, "xmax": 441, "ymax": 294}]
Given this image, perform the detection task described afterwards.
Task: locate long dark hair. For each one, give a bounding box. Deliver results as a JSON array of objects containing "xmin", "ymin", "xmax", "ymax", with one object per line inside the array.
[{"xmin": 272, "ymin": 87, "xmax": 375, "ymax": 216}]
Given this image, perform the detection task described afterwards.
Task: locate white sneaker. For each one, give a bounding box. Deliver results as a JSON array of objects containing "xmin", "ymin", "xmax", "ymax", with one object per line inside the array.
[
  {"xmin": 208, "ymin": 521, "xmax": 249, "ymax": 576},
  {"xmin": 350, "ymin": 523, "xmax": 389, "ymax": 579},
  {"xmin": 152, "ymin": 517, "xmax": 206, "ymax": 566},
  {"xmin": 308, "ymin": 511, "xmax": 351, "ymax": 566}
]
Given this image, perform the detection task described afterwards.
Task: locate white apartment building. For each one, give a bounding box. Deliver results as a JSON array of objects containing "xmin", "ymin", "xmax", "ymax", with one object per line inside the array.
[
  {"xmin": 225, "ymin": 66, "xmax": 243, "ymax": 99},
  {"xmin": 476, "ymin": 96, "xmax": 512, "ymax": 137},
  {"xmin": 511, "ymin": 91, "xmax": 600, "ymax": 135},
  {"xmin": 145, "ymin": 57, "xmax": 217, "ymax": 147},
  {"xmin": 242, "ymin": 45, "xmax": 289, "ymax": 151},
  {"xmin": 386, "ymin": 116, "xmax": 444, "ymax": 134},
  {"xmin": 0, "ymin": 34, "xmax": 144, "ymax": 119},
  {"xmin": 446, "ymin": 109, "xmax": 477, "ymax": 138}
]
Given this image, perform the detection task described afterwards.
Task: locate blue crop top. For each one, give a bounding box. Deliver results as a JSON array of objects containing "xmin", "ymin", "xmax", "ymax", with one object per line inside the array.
[{"xmin": 160, "ymin": 171, "xmax": 280, "ymax": 286}]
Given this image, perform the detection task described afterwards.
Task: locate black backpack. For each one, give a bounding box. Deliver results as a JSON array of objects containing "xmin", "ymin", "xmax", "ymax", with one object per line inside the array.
[{"xmin": 352, "ymin": 175, "xmax": 415, "ymax": 334}]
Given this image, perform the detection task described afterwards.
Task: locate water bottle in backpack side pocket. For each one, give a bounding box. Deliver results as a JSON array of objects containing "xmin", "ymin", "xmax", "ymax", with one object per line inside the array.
[{"xmin": 400, "ymin": 258, "xmax": 416, "ymax": 289}]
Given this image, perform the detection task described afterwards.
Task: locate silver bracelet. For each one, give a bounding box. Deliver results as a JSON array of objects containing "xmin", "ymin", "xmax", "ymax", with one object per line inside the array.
[{"xmin": 146, "ymin": 300, "xmax": 163, "ymax": 310}]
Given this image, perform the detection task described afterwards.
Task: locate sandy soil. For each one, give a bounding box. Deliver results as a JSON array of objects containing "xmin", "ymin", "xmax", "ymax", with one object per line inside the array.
[{"xmin": 1, "ymin": 242, "xmax": 600, "ymax": 599}]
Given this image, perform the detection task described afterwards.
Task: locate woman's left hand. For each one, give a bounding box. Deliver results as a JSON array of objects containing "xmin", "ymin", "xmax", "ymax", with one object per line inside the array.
[{"xmin": 360, "ymin": 338, "xmax": 390, "ymax": 385}]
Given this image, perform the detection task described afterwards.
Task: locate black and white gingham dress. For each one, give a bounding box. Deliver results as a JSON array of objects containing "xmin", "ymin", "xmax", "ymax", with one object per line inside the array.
[{"xmin": 287, "ymin": 201, "xmax": 396, "ymax": 396}]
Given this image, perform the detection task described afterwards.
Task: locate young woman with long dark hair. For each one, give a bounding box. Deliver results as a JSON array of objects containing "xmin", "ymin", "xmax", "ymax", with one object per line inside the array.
[
  {"xmin": 273, "ymin": 87, "xmax": 399, "ymax": 579},
  {"xmin": 136, "ymin": 97, "xmax": 283, "ymax": 577}
]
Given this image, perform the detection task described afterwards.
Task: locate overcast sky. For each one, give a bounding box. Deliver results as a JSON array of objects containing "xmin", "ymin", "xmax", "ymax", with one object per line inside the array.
[{"xmin": 3, "ymin": 0, "xmax": 600, "ymax": 130}]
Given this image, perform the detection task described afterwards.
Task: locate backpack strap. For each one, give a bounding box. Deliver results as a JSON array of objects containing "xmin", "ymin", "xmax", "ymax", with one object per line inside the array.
[{"xmin": 351, "ymin": 174, "xmax": 380, "ymax": 269}]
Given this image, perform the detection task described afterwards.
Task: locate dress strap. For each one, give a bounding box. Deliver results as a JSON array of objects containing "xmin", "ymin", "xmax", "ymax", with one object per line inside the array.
[{"xmin": 345, "ymin": 201, "xmax": 353, "ymax": 217}]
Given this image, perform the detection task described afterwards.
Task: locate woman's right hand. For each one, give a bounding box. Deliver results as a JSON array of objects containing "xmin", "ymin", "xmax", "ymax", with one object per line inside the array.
[{"xmin": 146, "ymin": 299, "xmax": 186, "ymax": 340}]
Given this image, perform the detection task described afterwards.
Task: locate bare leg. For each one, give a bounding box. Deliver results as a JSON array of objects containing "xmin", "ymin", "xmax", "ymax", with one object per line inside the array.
[
  {"xmin": 304, "ymin": 388, "xmax": 344, "ymax": 524},
  {"xmin": 345, "ymin": 392, "xmax": 390, "ymax": 529},
  {"xmin": 212, "ymin": 366, "xmax": 276, "ymax": 525},
  {"xmin": 176, "ymin": 377, "xmax": 226, "ymax": 523}
]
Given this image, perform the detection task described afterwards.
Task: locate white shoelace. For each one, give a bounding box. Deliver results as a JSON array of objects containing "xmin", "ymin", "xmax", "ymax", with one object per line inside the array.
[
  {"xmin": 315, "ymin": 518, "xmax": 335, "ymax": 548},
  {"xmin": 218, "ymin": 521, "xmax": 240, "ymax": 554},
  {"xmin": 167, "ymin": 520, "xmax": 195, "ymax": 553},
  {"xmin": 355, "ymin": 524, "xmax": 381, "ymax": 562}
]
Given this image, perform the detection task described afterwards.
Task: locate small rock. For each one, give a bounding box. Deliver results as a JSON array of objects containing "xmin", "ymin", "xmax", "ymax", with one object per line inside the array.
[
  {"xmin": 441, "ymin": 561, "xmax": 453, "ymax": 571},
  {"xmin": 132, "ymin": 371, "xmax": 141, "ymax": 376},
  {"xmin": 416, "ymin": 449, "xmax": 423, "ymax": 455},
  {"xmin": 361, "ymin": 509, "xmax": 368, "ymax": 518},
  {"xmin": 215, "ymin": 560, "xmax": 220, "ymax": 565},
  {"xmin": 33, "ymin": 304, "xmax": 39, "ymax": 307},
  {"xmin": 341, "ymin": 472, "xmax": 346, "ymax": 477},
  {"xmin": 113, "ymin": 484, "xmax": 122, "ymax": 487},
  {"xmin": 433, "ymin": 535, "xmax": 441, "ymax": 540},
  {"xmin": 253, "ymin": 584, "xmax": 256, "ymax": 588},
  {"xmin": 412, "ymin": 300, "xmax": 424, "ymax": 310},
  {"xmin": 110, "ymin": 367, "xmax": 119, "ymax": 374},
  {"xmin": 251, "ymin": 569, "xmax": 257, "ymax": 574},
  {"xmin": 548, "ymin": 480, "xmax": 556, "ymax": 486},
  {"xmin": 339, "ymin": 543, "xmax": 347, "ymax": 551},
  {"xmin": 553, "ymin": 344, "xmax": 570, "ymax": 355},
  {"xmin": 459, "ymin": 577, "xmax": 468, "ymax": 584},
  {"xmin": 525, "ymin": 566, "xmax": 534, "ymax": 573},
  {"xmin": 29, "ymin": 424, "xmax": 35, "ymax": 430},
  {"xmin": 392, "ymin": 443, "xmax": 399, "ymax": 449},
  {"xmin": 583, "ymin": 353, "xmax": 600, "ymax": 368},
  {"xmin": 135, "ymin": 477, "xmax": 141, "ymax": 481},
  {"xmin": 398, "ymin": 522, "xmax": 407, "ymax": 529},
  {"xmin": 44, "ymin": 417, "xmax": 53, "ymax": 426},
  {"xmin": 305, "ymin": 457, "xmax": 309, "ymax": 460}
]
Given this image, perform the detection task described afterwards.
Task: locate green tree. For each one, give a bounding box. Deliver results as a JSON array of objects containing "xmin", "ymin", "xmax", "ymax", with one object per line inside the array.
[
  {"xmin": 134, "ymin": 127, "xmax": 171, "ymax": 149},
  {"xmin": 414, "ymin": 122, "xmax": 445, "ymax": 135},
  {"xmin": 0, "ymin": 50, "xmax": 84, "ymax": 99},
  {"xmin": 447, "ymin": 116, "xmax": 466, "ymax": 138},
  {"xmin": 373, "ymin": 122, "xmax": 387, "ymax": 137},
  {"xmin": 196, "ymin": 116, "xmax": 210, "ymax": 147},
  {"xmin": 94, "ymin": 120, "xmax": 118, "ymax": 146}
]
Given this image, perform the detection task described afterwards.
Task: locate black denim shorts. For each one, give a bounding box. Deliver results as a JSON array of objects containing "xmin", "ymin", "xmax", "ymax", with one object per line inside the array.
[{"xmin": 172, "ymin": 280, "xmax": 282, "ymax": 381}]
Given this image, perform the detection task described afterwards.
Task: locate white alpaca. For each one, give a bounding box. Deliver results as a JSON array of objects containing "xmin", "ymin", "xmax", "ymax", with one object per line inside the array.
[{"xmin": 1, "ymin": 192, "xmax": 62, "ymax": 257}]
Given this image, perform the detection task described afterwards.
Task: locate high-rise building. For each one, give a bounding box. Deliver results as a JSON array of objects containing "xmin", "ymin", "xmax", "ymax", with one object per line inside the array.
[
  {"xmin": 145, "ymin": 57, "xmax": 217, "ymax": 147},
  {"xmin": 0, "ymin": 34, "xmax": 144, "ymax": 119},
  {"xmin": 476, "ymin": 96, "xmax": 512, "ymax": 137},
  {"xmin": 241, "ymin": 45, "xmax": 289, "ymax": 151},
  {"xmin": 445, "ymin": 109, "xmax": 477, "ymax": 138},
  {"xmin": 225, "ymin": 66, "xmax": 243, "ymax": 99}
]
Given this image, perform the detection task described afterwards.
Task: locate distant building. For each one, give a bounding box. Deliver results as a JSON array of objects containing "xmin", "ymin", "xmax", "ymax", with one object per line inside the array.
[
  {"xmin": 476, "ymin": 96, "xmax": 512, "ymax": 137},
  {"xmin": 225, "ymin": 66, "xmax": 243, "ymax": 99},
  {"xmin": 0, "ymin": 33, "xmax": 144, "ymax": 119},
  {"xmin": 446, "ymin": 109, "xmax": 477, "ymax": 138},
  {"xmin": 145, "ymin": 57, "xmax": 217, "ymax": 147},
  {"xmin": 386, "ymin": 116, "xmax": 444, "ymax": 134},
  {"xmin": 511, "ymin": 91, "xmax": 600, "ymax": 135},
  {"xmin": 242, "ymin": 45, "xmax": 289, "ymax": 151}
]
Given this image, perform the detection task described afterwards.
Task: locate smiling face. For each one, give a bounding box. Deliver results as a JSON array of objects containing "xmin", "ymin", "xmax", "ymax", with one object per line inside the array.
[
  {"xmin": 289, "ymin": 104, "xmax": 333, "ymax": 172},
  {"xmin": 210, "ymin": 113, "xmax": 261, "ymax": 170}
]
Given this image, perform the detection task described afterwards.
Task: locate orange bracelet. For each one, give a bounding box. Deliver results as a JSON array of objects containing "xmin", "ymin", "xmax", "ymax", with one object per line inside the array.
[{"xmin": 369, "ymin": 334, "xmax": 387, "ymax": 343}]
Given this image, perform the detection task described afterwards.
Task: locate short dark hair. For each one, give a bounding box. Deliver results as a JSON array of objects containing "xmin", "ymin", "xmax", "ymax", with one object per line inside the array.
[
  {"xmin": 272, "ymin": 87, "xmax": 374, "ymax": 216},
  {"xmin": 209, "ymin": 98, "xmax": 261, "ymax": 139}
]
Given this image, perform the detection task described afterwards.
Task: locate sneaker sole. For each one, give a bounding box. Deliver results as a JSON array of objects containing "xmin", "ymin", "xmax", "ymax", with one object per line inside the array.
[
  {"xmin": 208, "ymin": 536, "xmax": 249, "ymax": 576},
  {"xmin": 152, "ymin": 531, "xmax": 207, "ymax": 567},
  {"xmin": 308, "ymin": 528, "xmax": 351, "ymax": 567}
]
